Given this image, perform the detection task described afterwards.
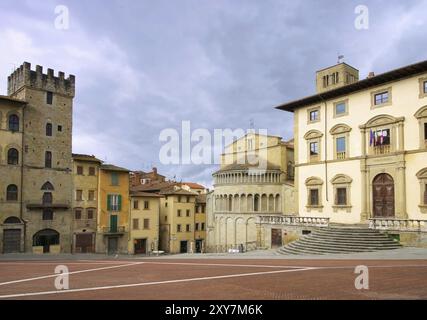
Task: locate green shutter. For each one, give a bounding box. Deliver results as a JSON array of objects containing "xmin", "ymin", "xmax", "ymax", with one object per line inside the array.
[
  {"xmin": 118, "ymin": 195, "xmax": 122, "ymax": 211},
  {"xmin": 107, "ymin": 195, "xmax": 111, "ymax": 211}
]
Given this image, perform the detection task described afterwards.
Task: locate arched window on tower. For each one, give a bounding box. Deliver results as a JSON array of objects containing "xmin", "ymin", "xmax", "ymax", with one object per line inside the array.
[
  {"xmin": 46, "ymin": 123, "xmax": 53, "ymax": 136},
  {"xmin": 7, "ymin": 148, "xmax": 19, "ymax": 165},
  {"xmin": 8, "ymin": 114, "xmax": 19, "ymax": 132}
]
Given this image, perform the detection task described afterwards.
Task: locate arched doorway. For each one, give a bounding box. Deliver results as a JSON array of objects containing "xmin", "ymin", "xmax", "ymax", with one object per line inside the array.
[
  {"xmin": 33, "ymin": 229, "xmax": 60, "ymax": 253},
  {"xmin": 3, "ymin": 216, "xmax": 23, "ymax": 253},
  {"xmin": 372, "ymin": 173, "xmax": 395, "ymax": 218}
]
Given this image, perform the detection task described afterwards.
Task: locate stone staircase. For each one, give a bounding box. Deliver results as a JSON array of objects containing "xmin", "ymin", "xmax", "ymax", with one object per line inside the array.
[{"xmin": 278, "ymin": 227, "xmax": 402, "ymax": 255}]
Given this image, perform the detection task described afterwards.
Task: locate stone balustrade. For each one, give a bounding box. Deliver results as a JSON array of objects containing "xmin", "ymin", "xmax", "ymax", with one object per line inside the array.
[
  {"xmin": 369, "ymin": 218, "xmax": 427, "ymax": 231},
  {"xmin": 258, "ymin": 215, "xmax": 330, "ymax": 227}
]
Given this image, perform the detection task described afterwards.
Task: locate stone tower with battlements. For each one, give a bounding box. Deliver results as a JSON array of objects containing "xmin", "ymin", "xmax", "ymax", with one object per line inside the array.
[{"xmin": 7, "ymin": 62, "xmax": 75, "ymax": 253}]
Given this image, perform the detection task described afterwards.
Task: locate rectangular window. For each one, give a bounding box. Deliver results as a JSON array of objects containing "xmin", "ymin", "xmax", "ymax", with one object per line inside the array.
[
  {"xmin": 88, "ymin": 190, "xmax": 95, "ymax": 201},
  {"xmin": 45, "ymin": 151, "xmax": 52, "ymax": 168},
  {"xmin": 186, "ymin": 196, "xmax": 190, "ymax": 203},
  {"xmin": 165, "ymin": 215, "xmax": 168, "ymax": 222},
  {"xmin": 165, "ymin": 202, "xmax": 168, "ymax": 207},
  {"xmin": 336, "ymin": 137, "xmax": 346, "ymax": 159},
  {"xmin": 335, "ymin": 102, "xmax": 346, "ymax": 115},
  {"xmin": 46, "ymin": 123, "xmax": 52, "ymax": 136},
  {"xmin": 57, "ymin": 125, "xmax": 62, "ymax": 132},
  {"xmin": 195, "ymin": 223, "xmax": 199, "ymax": 231},
  {"xmin": 309, "ymin": 110, "xmax": 319, "ymax": 122},
  {"xmin": 186, "ymin": 209, "xmax": 190, "ymax": 217},
  {"xmin": 374, "ymin": 91, "xmax": 389, "ymax": 105},
  {"xmin": 132, "ymin": 218, "xmax": 139, "ymax": 230},
  {"xmin": 336, "ymin": 188, "xmax": 347, "ymax": 205},
  {"xmin": 371, "ymin": 128, "xmax": 391, "ymax": 147},
  {"xmin": 107, "ymin": 194, "xmax": 121, "ymax": 211},
  {"xmin": 111, "ymin": 173, "xmax": 119, "ymax": 186},
  {"xmin": 77, "ymin": 166, "xmax": 83, "ymax": 175},
  {"xmin": 424, "ymin": 123, "xmax": 427, "ymax": 141},
  {"xmin": 177, "ymin": 224, "xmax": 181, "ymax": 232},
  {"xmin": 75, "ymin": 209, "xmax": 82, "ymax": 220},
  {"xmin": 88, "ymin": 167, "xmax": 95, "ymax": 176},
  {"xmin": 143, "ymin": 219, "xmax": 149, "ymax": 229},
  {"xmin": 178, "ymin": 196, "xmax": 182, "ymax": 203},
  {"xmin": 177, "ymin": 209, "xmax": 181, "ymax": 217},
  {"xmin": 42, "ymin": 209, "xmax": 53, "ymax": 220},
  {"xmin": 46, "ymin": 91, "xmax": 53, "ymax": 105},
  {"xmin": 134, "ymin": 200, "xmax": 139, "ymax": 209},
  {"xmin": 186, "ymin": 224, "xmax": 191, "ymax": 232},
  {"xmin": 201, "ymin": 223, "xmax": 205, "ymax": 231},
  {"xmin": 87, "ymin": 209, "xmax": 94, "ymax": 220},
  {"xmin": 76, "ymin": 190, "xmax": 83, "ymax": 201},
  {"xmin": 424, "ymin": 184, "xmax": 427, "ymax": 205},
  {"xmin": 144, "ymin": 201, "xmax": 149, "ymax": 209},
  {"xmin": 309, "ymin": 189, "xmax": 319, "ymax": 206},
  {"xmin": 310, "ymin": 142, "xmax": 319, "ymax": 156},
  {"xmin": 424, "ymin": 81, "xmax": 427, "ymax": 94}
]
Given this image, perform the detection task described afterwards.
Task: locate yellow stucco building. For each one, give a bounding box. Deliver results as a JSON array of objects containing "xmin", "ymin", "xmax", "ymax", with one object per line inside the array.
[
  {"xmin": 276, "ymin": 59, "xmax": 427, "ymax": 241},
  {"xmin": 71, "ymin": 154, "xmax": 101, "ymax": 253},
  {"xmin": 96, "ymin": 164, "xmax": 130, "ymax": 254},
  {"xmin": 129, "ymin": 191, "xmax": 162, "ymax": 254}
]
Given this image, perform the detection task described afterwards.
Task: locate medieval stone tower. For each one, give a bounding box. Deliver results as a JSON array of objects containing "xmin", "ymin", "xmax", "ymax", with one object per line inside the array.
[{"xmin": 7, "ymin": 62, "xmax": 75, "ymax": 253}]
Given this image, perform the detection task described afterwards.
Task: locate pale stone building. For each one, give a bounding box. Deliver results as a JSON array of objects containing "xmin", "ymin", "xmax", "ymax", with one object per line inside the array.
[
  {"xmin": 206, "ymin": 133, "xmax": 295, "ymax": 252},
  {"xmin": 129, "ymin": 191, "xmax": 162, "ymax": 254},
  {"xmin": 276, "ymin": 60, "xmax": 427, "ymax": 244},
  {"xmin": 71, "ymin": 154, "xmax": 101, "ymax": 253},
  {"xmin": 0, "ymin": 62, "xmax": 75, "ymax": 254}
]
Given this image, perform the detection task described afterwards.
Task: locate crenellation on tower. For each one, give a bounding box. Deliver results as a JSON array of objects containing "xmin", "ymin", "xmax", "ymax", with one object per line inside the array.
[{"xmin": 7, "ymin": 62, "xmax": 75, "ymax": 97}]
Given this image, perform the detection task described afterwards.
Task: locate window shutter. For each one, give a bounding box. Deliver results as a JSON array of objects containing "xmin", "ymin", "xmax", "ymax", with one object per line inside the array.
[
  {"xmin": 107, "ymin": 195, "xmax": 111, "ymax": 211},
  {"xmin": 118, "ymin": 195, "xmax": 122, "ymax": 211}
]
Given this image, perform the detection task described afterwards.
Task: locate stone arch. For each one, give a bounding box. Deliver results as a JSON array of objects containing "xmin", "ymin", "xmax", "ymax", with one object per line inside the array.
[
  {"xmin": 247, "ymin": 194, "xmax": 253, "ymax": 211},
  {"xmin": 304, "ymin": 129, "xmax": 323, "ymax": 140},
  {"xmin": 32, "ymin": 229, "xmax": 60, "ymax": 253},
  {"xmin": 41, "ymin": 181, "xmax": 54, "ymax": 190},
  {"xmin": 329, "ymin": 123, "xmax": 352, "ymax": 135},
  {"xmin": 240, "ymin": 194, "xmax": 247, "ymax": 212},
  {"xmin": 235, "ymin": 217, "xmax": 245, "ymax": 246},
  {"xmin": 4, "ymin": 216, "xmax": 22, "ymax": 224},
  {"xmin": 275, "ymin": 194, "xmax": 281, "ymax": 212},
  {"xmin": 246, "ymin": 217, "xmax": 257, "ymax": 246},
  {"xmin": 305, "ymin": 176, "xmax": 324, "ymax": 186},
  {"xmin": 414, "ymin": 105, "xmax": 427, "ymax": 119},
  {"xmin": 416, "ymin": 167, "xmax": 427, "ymax": 179},
  {"xmin": 261, "ymin": 194, "xmax": 268, "ymax": 211},
  {"xmin": 268, "ymin": 194, "xmax": 274, "ymax": 211},
  {"xmin": 233, "ymin": 194, "xmax": 239, "ymax": 212},
  {"xmin": 330, "ymin": 174, "xmax": 353, "ymax": 184},
  {"xmin": 228, "ymin": 195, "xmax": 233, "ymax": 211},
  {"xmin": 362, "ymin": 114, "xmax": 404, "ymax": 128},
  {"xmin": 226, "ymin": 217, "xmax": 234, "ymax": 246},
  {"xmin": 253, "ymin": 194, "xmax": 260, "ymax": 212}
]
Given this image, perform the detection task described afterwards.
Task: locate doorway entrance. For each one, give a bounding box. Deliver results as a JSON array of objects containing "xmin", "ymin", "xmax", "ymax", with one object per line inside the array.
[
  {"xmin": 271, "ymin": 228, "xmax": 283, "ymax": 248},
  {"xmin": 373, "ymin": 173, "xmax": 395, "ymax": 218},
  {"xmin": 33, "ymin": 229, "xmax": 60, "ymax": 253},
  {"xmin": 180, "ymin": 241, "xmax": 188, "ymax": 253},
  {"xmin": 107, "ymin": 237, "xmax": 119, "ymax": 255},
  {"xmin": 195, "ymin": 240, "xmax": 203, "ymax": 253},
  {"xmin": 134, "ymin": 239, "xmax": 147, "ymax": 254},
  {"xmin": 75, "ymin": 233, "xmax": 94, "ymax": 253},
  {"xmin": 3, "ymin": 229, "xmax": 21, "ymax": 253}
]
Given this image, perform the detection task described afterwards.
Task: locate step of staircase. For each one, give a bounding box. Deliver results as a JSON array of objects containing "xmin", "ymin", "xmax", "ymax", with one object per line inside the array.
[{"xmin": 277, "ymin": 227, "xmax": 401, "ymax": 255}]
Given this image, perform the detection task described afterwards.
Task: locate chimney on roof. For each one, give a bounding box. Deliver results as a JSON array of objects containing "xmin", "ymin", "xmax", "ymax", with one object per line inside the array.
[
  {"xmin": 153, "ymin": 167, "xmax": 157, "ymax": 175},
  {"xmin": 367, "ymin": 71, "xmax": 375, "ymax": 78}
]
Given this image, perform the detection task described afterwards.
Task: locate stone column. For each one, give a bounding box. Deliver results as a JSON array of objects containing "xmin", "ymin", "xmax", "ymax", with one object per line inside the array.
[{"xmin": 396, "ymin": 158, "xmax": 408, "ymax": 219}]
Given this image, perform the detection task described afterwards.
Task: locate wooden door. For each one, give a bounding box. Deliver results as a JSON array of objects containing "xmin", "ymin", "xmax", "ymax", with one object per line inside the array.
[
  {"xmin": 134, "ymin": 239, "xmax": 146, "ymax": 254},
  {"xmin": 373, "ymin": 173, "xmax": 395, "ymax": 218},
  {"xmin": 3, "ymin": 229, "xmax": 21, "ymax": 253},
  {"xmin": 271, "ymin": 229, "xmax": 282, "ymax": 248}
]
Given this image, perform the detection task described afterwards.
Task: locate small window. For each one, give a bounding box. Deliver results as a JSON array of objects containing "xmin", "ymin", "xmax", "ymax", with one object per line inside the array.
[
  {"xmin": 144, "ymin": 201, "xmax": 149, "ymax": 209},
  {"xmin": 424, "ymin": 81, "xmax": 427, "ymax": 94},
  {"xmin": 309, "ymin": 110, "xmax": 319, "ymax": 122},
  {"xmin": 8, "ymin": 114, "xmax": 19, "ymax": 132},
  {"xmin": 42, "ymin": 209, "xmax": 53, "ymax": 220},
  {"xmin": 77, "ymin": 166, "xmax": 83, "ymax": 175},
  {"xmin": 6, "ymin": 185, "xmax": 18, "ymax": 201},
  {"xmin": 88, "ymin": 167, "xmax": 95, "ymax": 176},
  {"xmin": 143, "ymin": 219, "xmax": 149, "ymax": 229},
  {"xmin": 88, "ymin": 190, "xmax": 95, "ymax": 201},
  {"xmin": 335, "ymin": 102, "xmax": 346, "ymax": 115},
  {"xmin": 46, "ymin": 123, "xmax": 53, "ymax": 136},
  {"xmin": 111, "ymin": 172, "xmax": 119, "ymax": 186},
  {"xmin": 165, "ymin": 215, "xmax": 168, "ymax": 222},
  {"xmin": 310, "ymin": 142, "xmax": 319, "ymax": 156},
  {"xmin": 186, "ymin": 196, "xmax": 190, "ymax": 203},
  {"xmin": 133, "ymin": 200, "xmax": 139, "ymax": 209},
  {"xmin": 374, "ymin": 91, "xmax": 389, "ymax": 105},
  {"xmin": 57, "ymin": 125, "xmax": 62, "ymax": 132},
  {"xmin": 186, "ymin": 224, "xmax": 191, "ymax": 232},
  {"xmin": 45, "ymin": 151, "xmax": 52, "ymax": 168},
  {"xmin": 165, "ymin": 202, "xmax": 168, "ymax": 207},
  {"xmin": 201, "ymin": 205, "xmax": 205, "ymax": 213},
  {"xmin": 424, "ymin": 123, "xmax": 427, "ymax": 141},
  {"xmin": 75, "ymin": 209, "xmax": 82, "ymax": 220},
  {"xmin": 201, "ymin": 223, "xmax": 205, "ymax": 231},
  {"xmin": 87, "ymin": 209, "xmax": 94, "ymax": 220},
  {"xmin": 177, "ymin": 224, "xmax": 181, "ymax": 232},
  {"xmin": 177, "ymin": 209, "xmax": 181, "ymax": 217},
  {"xmin": 76, "ymin": 190, "xmax": 83, "ymax": 201},
  {"xmin": 133, "ymin": 218, "xmax": 139, "ymax": 230},
  {"xmin": 46, "ymin": 91, "xmax": 53, "ymax": 105},
  {"xmin": 178, "ymin": 196, "xmax": 182, "ymax": 203},
  {"xmin": 309, "ymin": 189, "xmax": 319, "ymax": 206},
  {"xmin": 186, "ymin": 209, "xmax": 190, "ymax": 217},
  {"xmin": 195, "ymin": 223, "xmax": 199, "ymax": 231},
  {"xmin": 336, "ymin": 188, "xmax": 347, "ymax": 205},
  {"xmin": 7, "ymin": 148, "xmax": 19, "ymax": 165}
]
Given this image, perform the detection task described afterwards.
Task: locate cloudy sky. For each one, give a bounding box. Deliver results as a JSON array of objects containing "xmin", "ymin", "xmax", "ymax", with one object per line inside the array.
[{"xmin": 1, "ymin": 0, "xmax": 426, "ymax": 188}]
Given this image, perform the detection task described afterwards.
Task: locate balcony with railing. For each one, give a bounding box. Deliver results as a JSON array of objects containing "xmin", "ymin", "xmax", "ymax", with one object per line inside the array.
[
  {"xmin": 369, "ymin": 218, "xmax": 427, "ymax": 231},
  {"xmin": 102, "ymin": 226, "xmax": 126, "ymax": 234},
  {"xmin": 336, "ymin": 151, "xmax": 346, "ymax": 160},
  {"xmin": 258, "ymin": 215, "xmax": 330, "ymax": 227},
  {"xmin": 373, "ymin": 144, "xmax": 391, "ymax": 155}
]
